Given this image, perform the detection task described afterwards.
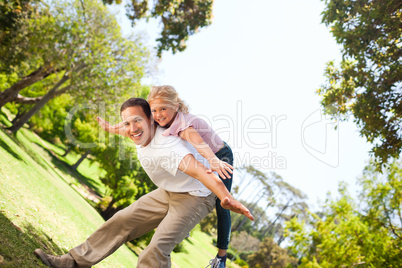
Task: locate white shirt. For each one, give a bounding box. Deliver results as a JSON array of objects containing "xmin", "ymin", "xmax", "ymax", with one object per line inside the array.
[{"xmin": 136, "ymin": 126, "xmax": 212, "ymax": 197}]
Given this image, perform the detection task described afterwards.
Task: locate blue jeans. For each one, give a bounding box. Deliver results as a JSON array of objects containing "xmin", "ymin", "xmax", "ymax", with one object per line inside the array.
[{"xmin": 214, "ymin": 141, "xmax": 233, "ymax": 250}]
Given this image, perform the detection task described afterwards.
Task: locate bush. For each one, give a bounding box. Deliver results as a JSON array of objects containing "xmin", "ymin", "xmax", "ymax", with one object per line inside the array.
[
  {"xmin": 226, "ymin": 248, "xmax": 236, "ymax": 260},
  {"xmin": 239, "ymin": 251, "xmax": 254, "ymax": 261},
  {"xmin": 173, "ymin": 241, "xmax": 188, "ymax": 253},
  {"xmin": 234, "ymin": 258, "xmax": 249, "ymax": 267}
]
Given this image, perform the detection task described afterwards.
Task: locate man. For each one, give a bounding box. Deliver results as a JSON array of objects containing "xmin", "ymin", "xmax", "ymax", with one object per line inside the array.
[{"xmin": 34, "ymin": 98, "xmax": 253, "ymax": 267}]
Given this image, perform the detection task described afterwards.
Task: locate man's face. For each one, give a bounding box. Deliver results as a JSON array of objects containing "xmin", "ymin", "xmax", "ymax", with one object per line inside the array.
[{"xmin": 121, "ymin": 106, "xmax": 153, "ymax": 146}]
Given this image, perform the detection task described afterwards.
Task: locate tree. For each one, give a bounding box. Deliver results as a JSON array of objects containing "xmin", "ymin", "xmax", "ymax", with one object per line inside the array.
[
  {"xmin": 0, "ymin": 0, "xmax": 39, "ymax": 74},
  {"xmin": 0, "ymin": 0, "xmax": 150, "ymax": 132},
  {"xmin": 246, "ymin": 237, "xmax": 297, "ymax": 268},
  {"xmin": 230, "ymin": 231, "xmax": 260, "ymax": 253},
  {"xmin": 317, "ymin": 0, "xmax": 402, "ymax": 168},
  {"xmin": 285, "ymin": 160, "xmax": 402, "ymax": 267},
  {"xmin": 103, "ymin": 0, "xmax": 214, "ymax": 57},
  {"xmin": 359, "ymin": 160, "xmax": 402, "ymax": 258},
  {"xmin": 96, "ymin": 134, "xmax": 156, "ymax": 219},
  {"xmin": 231, "ymin": 166, "xmax": 308, "ymax": 244}
]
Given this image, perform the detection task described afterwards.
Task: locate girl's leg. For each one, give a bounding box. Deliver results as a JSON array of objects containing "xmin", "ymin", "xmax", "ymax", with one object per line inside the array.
[
  {"xmin": 214, "ymin": 142, "xmax": 234, "ymax": 252},
  {"xmin": 215, "ymin": 177, "xmax": 232, "ymax": 251}
]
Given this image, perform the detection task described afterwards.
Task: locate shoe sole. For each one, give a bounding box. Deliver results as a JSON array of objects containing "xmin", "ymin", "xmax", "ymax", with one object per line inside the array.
[{"xmin": 34, "ymin": 249, "xmax": 52, "ymax": 267}]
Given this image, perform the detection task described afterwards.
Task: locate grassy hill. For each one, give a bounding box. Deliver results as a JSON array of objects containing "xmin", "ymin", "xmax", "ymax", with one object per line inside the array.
[{"xmin": 0, "ymin": 112, "xmax": 236, "ymax": 267}]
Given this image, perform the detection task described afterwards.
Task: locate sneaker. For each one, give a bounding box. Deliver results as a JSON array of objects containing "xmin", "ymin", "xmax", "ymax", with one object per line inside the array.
[
  {"xmin": 34, "ymin": 249, "xmax": 75, "ymax": 268},
  {"xmin": 206, "ymin": 257, "xmax": 226, "ymax": 268}
]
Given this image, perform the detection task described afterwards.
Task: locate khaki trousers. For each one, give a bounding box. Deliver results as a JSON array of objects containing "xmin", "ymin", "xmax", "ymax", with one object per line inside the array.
[{"xmin": 68, "ymin": 188, "xmax": 216, "ymax": 268}]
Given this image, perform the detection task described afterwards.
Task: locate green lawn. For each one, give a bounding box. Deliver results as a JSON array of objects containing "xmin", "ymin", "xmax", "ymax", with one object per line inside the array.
[
  {"xmin": 0, "ymin": 127, "xmax": 136, "ymax": 267},
  {"xmin": 0, "ymin": 113, "xmax": 238, "ymax": 267}
]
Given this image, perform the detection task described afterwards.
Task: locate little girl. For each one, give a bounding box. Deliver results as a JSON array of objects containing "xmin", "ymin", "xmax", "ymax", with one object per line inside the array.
[
  {"xmin": 151, "ymin": 85, "xmax": 234, "ymax": 268},
  {"xmin": 98, "ymin": 85, "xmax": 233, "ymax": 268}
]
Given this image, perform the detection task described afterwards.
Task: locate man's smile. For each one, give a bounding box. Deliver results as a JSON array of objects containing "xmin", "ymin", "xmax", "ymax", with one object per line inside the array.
[{"xmin": 131, "ymin": 131, "xmax": 143, "ymax": 140}]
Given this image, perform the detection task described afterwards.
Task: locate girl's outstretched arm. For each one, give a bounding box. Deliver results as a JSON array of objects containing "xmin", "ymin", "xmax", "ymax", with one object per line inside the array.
[
  {"xmin": 96, "ymin": 117, "xmax": 127, "ymax": 136},
  {"xmin": 179, "ymin": 127, "xmax": 234, "ymax": 179}
]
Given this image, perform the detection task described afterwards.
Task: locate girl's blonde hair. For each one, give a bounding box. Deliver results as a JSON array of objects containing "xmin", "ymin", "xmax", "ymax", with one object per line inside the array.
[{"xmin": 147, "ymin": 85, "xmax": 189, "ymax": 114}]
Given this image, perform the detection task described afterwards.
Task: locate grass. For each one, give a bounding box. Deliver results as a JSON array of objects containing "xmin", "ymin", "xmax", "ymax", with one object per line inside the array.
[
  {"xmin": 171, "ymin": 226, "xmax": 225, "ymax": 267},
  {"xmin": 0, "ymin": 127, "xmax": 136, "ymax": 267},
  {"xmin": 0, "ymin": 109, "xmax": 239, "ymax": 268}
]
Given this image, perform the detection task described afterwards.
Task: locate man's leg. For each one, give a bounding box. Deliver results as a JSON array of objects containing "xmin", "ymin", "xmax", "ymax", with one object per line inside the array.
[
  {"xmin": 68, "ymin": 188, "xmax": 170, "ymax": 268},
  {"xmin": 137, "ymin": 192, "xmax": 216, "ymax": 267}
]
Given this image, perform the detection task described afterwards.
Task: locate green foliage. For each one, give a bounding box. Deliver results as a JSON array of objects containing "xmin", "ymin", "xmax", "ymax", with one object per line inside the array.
[
  {"xmin": 29, "ymin": 94, "xmax": 73, "ymax": 143},
  {"xmin": 96, "ymin": 134, "xmax": 155, "ymax": 211},
  {"xmin": 225, "ymin": 248, "xmax": 236, "ymax": 261},
  {"xmin": 104, "ymin": 0, "xmax": 214, "ymax": 57},
  {"xmin": 0, "ymin": 0, "xmax": 39, "ymax": 74},
  {"xmin": 0, "ymin": 0, "xmax": 151, "ymax": 130},
  {"xmin": 172, "ymin": 241, "xmax": 188, "ymax": 253},
  {"xmin": 199, "ymin": 208, "xmax": 217, "ymax": 234},
  {"xmin": 0, "ymin": 73, "xmax": 19, "ymax": 91},
  {"xmin": 285, "ymin": 160, "xmax": 402, "ymax": 267},
  {"xmin": 234, "ymin": 257, "xmax": 249, "ymax": 268},
  {"xmin": 318, "ymin": 0, "xmax": 402, "ymax": 167}
]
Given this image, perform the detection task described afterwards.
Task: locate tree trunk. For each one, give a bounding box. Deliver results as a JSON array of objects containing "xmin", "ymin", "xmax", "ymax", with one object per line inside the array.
[
  {"xmin": 8, "ymin": 62, "xmax": 86, "ymax": 133},
  {"xmin": 99, "ymin": 200, "xmax": 126, "ymax": 221},
  {"xmin": 11, "ymin": 109, "xmax": 26, "ymax": 124},
  {"xmin": 71, "ymin": 150, "xmax": 90, "ymax": 171},
  {"xmin": 62, "ymin": 145, "xmax": 72, "ymax": 157},
  {"xmin": 14, "ymin": 85, "xmax": 71, "ymax": 105},
  {"xmin": 100, "ymin": 198, "xmax": 116, "ymax": 220},
  {"xmin": 233, "ymin": 193, "xmax": 265, "ymax": 232},
  {"xmin": 262, "ymin": 200, "xmax": 291, "ymax": 237},
  {"xmin": 14, "ymin": 94, "xmax": 43, "ymax": 105},
  {"xmin": 8, "ymin": 73, "xmax": 71, "ymax": 132},
  {"xmin": 277, "ymin": 234, "xmax": 285, "ymax": 246},
  {"xmin": 0, "ymin": 66, "xmax": 56, "ymax": 108}
]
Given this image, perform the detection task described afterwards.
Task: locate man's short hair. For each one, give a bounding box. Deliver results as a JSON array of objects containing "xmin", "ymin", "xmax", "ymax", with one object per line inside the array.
[{"xmin": 120, "ymin": 98, "xmax": 151, "ymax": 119}]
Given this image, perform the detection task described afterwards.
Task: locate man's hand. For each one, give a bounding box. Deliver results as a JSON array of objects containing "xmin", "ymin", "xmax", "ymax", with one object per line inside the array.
[
  {"xmin": 97, "ymin": 117, "xmax": 126, "ymax": 136},
  {"xmin": 221, "ymin": 197, "xmax": 254, "ymax": 221}
]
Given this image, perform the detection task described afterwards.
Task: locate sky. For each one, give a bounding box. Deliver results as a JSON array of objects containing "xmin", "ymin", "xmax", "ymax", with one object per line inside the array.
[{"xmin": 111, "ymin": 0, "xmax": 373, "ymax": 208}]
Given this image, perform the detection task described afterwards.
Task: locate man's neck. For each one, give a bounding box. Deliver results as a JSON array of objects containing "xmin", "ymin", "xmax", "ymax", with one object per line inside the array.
[{"xmin": 142, "ymin": 124, "xmax": 157, "ymax": 147}]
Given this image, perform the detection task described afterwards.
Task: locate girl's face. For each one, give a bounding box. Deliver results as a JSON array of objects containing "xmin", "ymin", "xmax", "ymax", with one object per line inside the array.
[{"xmin": 149, "ymin": 98, "xmax": 178, "ymax": 127}]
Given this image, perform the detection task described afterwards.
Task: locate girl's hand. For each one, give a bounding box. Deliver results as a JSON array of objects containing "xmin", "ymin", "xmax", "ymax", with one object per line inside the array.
[
  {"xmin": 96, "ymin": 116, "xmax": 126, "ymax": 136},
  {"xmin": 207, "ymin": 158, "xmax": 234, "ymax": 179}
]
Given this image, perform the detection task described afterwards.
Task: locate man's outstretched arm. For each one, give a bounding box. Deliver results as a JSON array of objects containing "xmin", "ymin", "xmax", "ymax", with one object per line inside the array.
[
  {"xmin": 178, "ymin": 154, "xmax": 254, "ymax": 221},
  {"xmin": 97, "ymin": 117, "xmax": 127, "ymax": 136}
]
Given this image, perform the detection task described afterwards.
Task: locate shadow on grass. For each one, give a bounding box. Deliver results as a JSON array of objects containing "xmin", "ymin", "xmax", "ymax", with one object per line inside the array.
[
  {"xmin": 2, "ymin": 130, "xmax": 51, "ymax": 173},
  {"xmin": 0, "ymin": 138, "xmax": 24, "ymax": 163},
  {"xmin": 15, "ymin": 131, "xmax": 104, "ymax": 198},
  {"xmin": 0, "ymin": 212, "xmax": 67, "ymax": 267},
  {"xmin": 40, "ymin": 146, "xmax": 104, "ymax": 197},
  {"xmin": 0, "ymin": 110, "xmax": 12, "ymax": 128},
  {"xmin": 185, "ymin": 236, "xmax": 195, "ymax": 245}
]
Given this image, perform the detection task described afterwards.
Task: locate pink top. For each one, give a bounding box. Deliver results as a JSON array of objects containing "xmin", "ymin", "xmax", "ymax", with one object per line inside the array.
[{"xmin": 162, "ymin": 112, "xmax": 224, "ymax": 153}]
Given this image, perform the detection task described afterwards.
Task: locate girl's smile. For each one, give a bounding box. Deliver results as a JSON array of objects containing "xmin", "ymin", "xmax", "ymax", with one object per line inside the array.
[{"xmin": 149, "ymin": 99, "xmax": 178, "ymax": 128}]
